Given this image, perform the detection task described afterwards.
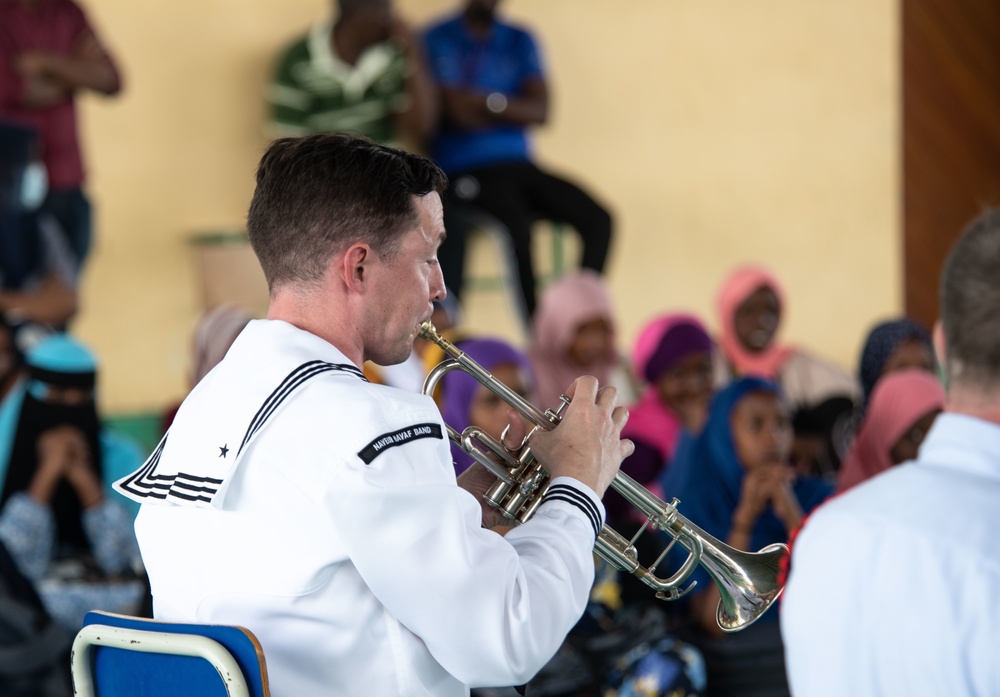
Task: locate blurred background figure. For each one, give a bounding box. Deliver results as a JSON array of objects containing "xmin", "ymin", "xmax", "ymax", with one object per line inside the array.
[
  {"xmin": 661, "ymin": 377, "xmax": 832, "ymax": 697},
  {"xmin": 0, "ymin": 0, "xmax": 122, "ymax": 272},
  {"xmin": 836, "ymin": 368, "xmax": 944, "ymax": 493},
  {"xmin": 856, "ymin": 316, "xmax": 936, "ymax": 412},
  {"xmin": 161, "ymin": 303, "xmax": 254, "ymax": 433},
  {"xmin": 528, "ymin": 269, "xmax": 635, "ymax": 414},
  {"xmin": 0, "ymin": 334, "xmax": 146, "ymax": 636},
  {"xmin": 438, "ymin": 335, "xmax": 532, "ymax": 476},
  {"xmin": 0, "ymin": 122, "xmax": 77, "ymax": 328},
  {"xmin": 0, "ymin": 535, "xmax": 74, "ymax": 697},
  {"xmin": 267, "ymin": 0, "xmax": 435, "ymax": 149},
  {"xmin": 422, "ymin": 0, "xmax": 613, "ymax": 320},
  {"xmin": 0, "ymin": 317, "xmax": 23, "ymax": 403},
  {"xmin": 788, "ymin": 395, "xmax": 855, "ymax": 484}
]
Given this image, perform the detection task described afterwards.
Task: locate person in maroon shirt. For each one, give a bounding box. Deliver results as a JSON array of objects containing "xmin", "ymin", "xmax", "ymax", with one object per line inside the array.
[{"xmin": 0, "ymin": 0, "xmax": 122, "ymax": 272}]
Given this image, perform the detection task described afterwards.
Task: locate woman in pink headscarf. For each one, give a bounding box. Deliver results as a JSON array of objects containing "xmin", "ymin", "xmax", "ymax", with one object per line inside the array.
[
  {"xmin": 528, "ymin": 269, "xmax": 633, "ymax": 412},
  {"xmin": 836, "ymin": 369, "xmax": 945, "ymax": 493},
  {"xmin": 718, "ymin": 264, "xmax": 859, "ymax": 414}
]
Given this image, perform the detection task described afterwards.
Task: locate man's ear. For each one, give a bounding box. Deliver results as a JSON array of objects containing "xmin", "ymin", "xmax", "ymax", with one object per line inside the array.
[
  {"xmin": 341, "ymin": 243, "xmax": 373, "ymax": 293},
  {"xmin": 932, "ymin": 319, "xmax": 947, "ymax": 368}
]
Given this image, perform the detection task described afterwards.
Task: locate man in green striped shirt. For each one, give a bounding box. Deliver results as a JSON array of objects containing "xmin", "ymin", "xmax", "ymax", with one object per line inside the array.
[{"xmin": 267, "ymin": 0, "xmax": 435, "ymax": 149}]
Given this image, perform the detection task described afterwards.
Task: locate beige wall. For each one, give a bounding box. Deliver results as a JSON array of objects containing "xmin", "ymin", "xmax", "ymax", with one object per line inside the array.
[{"xmin": 74, "ymin": 0, "xmax": 900, "ymax": 413}]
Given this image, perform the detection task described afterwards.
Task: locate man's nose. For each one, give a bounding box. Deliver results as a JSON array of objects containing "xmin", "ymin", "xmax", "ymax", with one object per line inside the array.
[{"xmin": 430, "ymin": 262, "xmax": 447, "ymax": 302}]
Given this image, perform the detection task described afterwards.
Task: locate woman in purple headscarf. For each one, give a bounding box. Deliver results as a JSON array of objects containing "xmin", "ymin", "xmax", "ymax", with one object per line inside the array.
[
  {"xmin": 603, "ymin": 313, "xmax": 716, "ymax": 525},
  {"xmin": 438, "ymin": 336, "xmax": 534, "ymax": 476}
]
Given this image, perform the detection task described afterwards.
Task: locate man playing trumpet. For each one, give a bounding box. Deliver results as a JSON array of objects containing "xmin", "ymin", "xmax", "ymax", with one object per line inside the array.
[{"xmin": 115, "ymin": 133, "xmax": 633, "ymax": 697}]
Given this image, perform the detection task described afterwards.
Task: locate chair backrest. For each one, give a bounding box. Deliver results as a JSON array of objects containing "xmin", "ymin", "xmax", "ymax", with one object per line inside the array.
[{"xmin": 71, "ymin": 610, "xmax": 270, "ymax": 697}]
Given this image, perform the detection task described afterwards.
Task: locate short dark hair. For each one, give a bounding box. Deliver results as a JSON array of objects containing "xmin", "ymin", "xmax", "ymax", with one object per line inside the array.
[
  {"xmin": 246, "ymin": 133, "xmax": 447, "ymax": 290},
  {"xmin": 939, "ymin": 207, "xmax": 1000, "ymax": 389}
]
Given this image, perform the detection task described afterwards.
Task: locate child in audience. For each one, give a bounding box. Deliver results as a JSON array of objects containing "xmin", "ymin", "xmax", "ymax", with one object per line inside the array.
[
  {"xmin": 837, "ymin": 369, "xmax": 945, "ymax": 493},
  {"xmin": 528, "ymin": 269, "xmax": 634, "ymax": 413},
  {"xmin": 661, "ymin": 377, "xmax": 832, "ymax": 697}
]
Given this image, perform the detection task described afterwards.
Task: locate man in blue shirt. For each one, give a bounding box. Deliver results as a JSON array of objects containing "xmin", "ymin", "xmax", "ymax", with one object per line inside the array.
[
  {"xmin": 781, "ymin": 208, "xmax": 1000, "ymax": 696},
  {"xmin": 422, "ymin": 0, "xmax": 613, "ymax": 319}
]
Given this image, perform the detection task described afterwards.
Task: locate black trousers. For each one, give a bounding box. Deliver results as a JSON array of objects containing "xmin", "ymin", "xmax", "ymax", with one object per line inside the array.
[{"xmin": 438, "ymin": 161, "xmax": 613, "ymax": 320}]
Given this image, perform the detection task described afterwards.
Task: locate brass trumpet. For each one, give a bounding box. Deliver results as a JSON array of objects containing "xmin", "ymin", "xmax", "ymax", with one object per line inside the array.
[{"xmin": 420, "ymin": 321, "xmax": 788, "ymax": 632}]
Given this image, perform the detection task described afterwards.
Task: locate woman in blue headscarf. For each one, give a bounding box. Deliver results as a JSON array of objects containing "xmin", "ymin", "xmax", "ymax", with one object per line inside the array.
[
  {"xmin": 660, "ymin": 377, "xmax": 832, "ymax": 697},
  {"xmin": 857, "ymin": 317, "xmax": 935, "ymax": 411}
]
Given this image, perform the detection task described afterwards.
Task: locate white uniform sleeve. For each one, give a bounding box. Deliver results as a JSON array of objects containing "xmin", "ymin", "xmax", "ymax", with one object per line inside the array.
[{"xmin": 315, "ymin": 388, "xmax": 602, "ymax": 687}]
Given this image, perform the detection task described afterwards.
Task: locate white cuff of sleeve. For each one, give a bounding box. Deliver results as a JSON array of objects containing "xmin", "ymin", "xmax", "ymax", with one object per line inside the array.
[{"xmin": 539, "ymin": 476, "xmax": 605, "ymax": 540}]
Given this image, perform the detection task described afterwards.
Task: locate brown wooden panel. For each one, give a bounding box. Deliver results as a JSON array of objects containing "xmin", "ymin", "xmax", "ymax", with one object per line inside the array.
[{"xmin": 903, "ymin": 0, "xmax": 1000, "ymax": 329}]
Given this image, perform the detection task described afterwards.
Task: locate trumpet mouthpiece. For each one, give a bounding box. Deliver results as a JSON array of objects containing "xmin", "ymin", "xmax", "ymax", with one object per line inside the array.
[{"xmin": 418, "ymin": 321, "xmax": 438, "ymax": 341}]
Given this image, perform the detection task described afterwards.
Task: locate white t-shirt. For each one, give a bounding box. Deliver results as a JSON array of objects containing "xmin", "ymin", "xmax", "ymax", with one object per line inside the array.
[{"xmin": 116, "ymin": 320, "xmax": 603, "ymax": 697}]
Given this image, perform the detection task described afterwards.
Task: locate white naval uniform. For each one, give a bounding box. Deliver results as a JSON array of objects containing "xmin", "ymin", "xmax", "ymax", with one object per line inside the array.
[{"xmin": 115, "ymin": 320, "xmax": 604, "ymax": 697}]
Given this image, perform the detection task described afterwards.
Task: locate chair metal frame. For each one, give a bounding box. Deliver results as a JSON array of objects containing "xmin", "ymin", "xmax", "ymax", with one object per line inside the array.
[{"xmin": 71, "ymin": 611, "xmax": 269, "ymax": 697}]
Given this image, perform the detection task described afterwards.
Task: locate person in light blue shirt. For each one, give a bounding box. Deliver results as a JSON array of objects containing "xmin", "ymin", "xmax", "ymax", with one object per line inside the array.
[{"xmin": 782, "ymin": 207, "xmax": 1000, "ymax": 697}]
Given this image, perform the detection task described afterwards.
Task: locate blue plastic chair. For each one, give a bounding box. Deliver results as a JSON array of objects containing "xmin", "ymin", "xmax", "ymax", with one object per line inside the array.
[{"xmin": 71, "ymin": 610, "xmax": 270, "ymax": 697}]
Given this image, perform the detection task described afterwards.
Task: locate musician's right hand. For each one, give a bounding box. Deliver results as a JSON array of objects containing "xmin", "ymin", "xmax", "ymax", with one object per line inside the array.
[{"xmin": 525, "ymin": 376, "xmax": 632, "ymax": 498}]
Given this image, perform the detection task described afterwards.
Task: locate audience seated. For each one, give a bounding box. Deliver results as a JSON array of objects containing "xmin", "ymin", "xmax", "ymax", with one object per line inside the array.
[
  {"xmin": 836, "ymin": 369, "xmax": 945, "ymax": 493},
  {"xmin": 660, "ymin": 377, "xmax": 832, "ymax": 697},
  {"xmin": 161, "ymin": 303, "xmax": 254, "ymax": 433},
  {"xmin": 0, "ymin": 122, "xmax": 77, "ymax": 328},
  {"xmin": 717, "ymin": 264, "xmax": 859, "ymax": 494},
  {"xmin": 267, "ymin": 0, "xmax": 435, "ymax": 148},
  {"xmin": 528, "ymin": 269, "xmax": 635, "ymax": 414},
  {"xmin": 422, "ymin": 0, "xmax": 613, "ymax": 320},
  {"xmin": 0, "ymin": 334, "xmax": 146, "ymax": 634}
]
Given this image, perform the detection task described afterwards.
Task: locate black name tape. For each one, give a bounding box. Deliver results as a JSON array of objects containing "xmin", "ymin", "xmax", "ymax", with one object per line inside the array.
[{"xmin": 358, "ymin": 423, "xmax": 444, "ymax": 464}]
